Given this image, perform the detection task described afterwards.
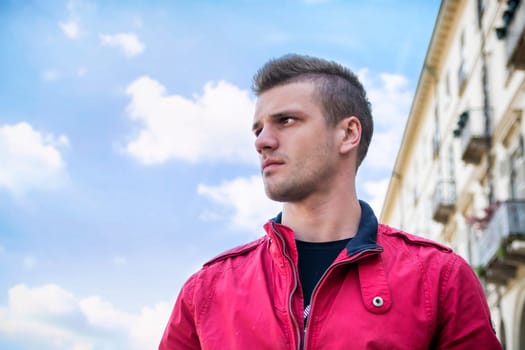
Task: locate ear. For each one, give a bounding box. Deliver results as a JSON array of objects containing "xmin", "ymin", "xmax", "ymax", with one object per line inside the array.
[{"xmin": 337, "ymin": 116, "xmax": 361, "ymax": 155}]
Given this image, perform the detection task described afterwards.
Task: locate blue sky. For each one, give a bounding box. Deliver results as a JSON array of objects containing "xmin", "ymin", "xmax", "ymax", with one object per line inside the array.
[{"xmin": 0, "ymin": 0, "xmax": 440, "ymax": 348}]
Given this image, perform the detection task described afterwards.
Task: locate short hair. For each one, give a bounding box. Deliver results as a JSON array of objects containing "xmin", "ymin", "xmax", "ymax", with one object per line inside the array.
[{"xmin": 252, "ymin": 54, "xmax": 373, "ymax": 169}]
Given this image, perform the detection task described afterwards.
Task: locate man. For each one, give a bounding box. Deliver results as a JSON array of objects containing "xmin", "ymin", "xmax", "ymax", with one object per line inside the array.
[{"xmin": 159, "ymin": 54, "xmax": 502, "ymax": 349}]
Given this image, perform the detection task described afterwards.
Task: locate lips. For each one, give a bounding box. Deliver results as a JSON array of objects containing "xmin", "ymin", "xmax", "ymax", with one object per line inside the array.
[{"xmin": 261, "ymin": 158, "xmax": 284, "ymax": 172}]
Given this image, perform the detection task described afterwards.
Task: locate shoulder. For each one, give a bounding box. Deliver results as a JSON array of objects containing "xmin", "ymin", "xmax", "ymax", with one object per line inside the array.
[
  {"xmin": 180, "ymin": 236, "xmax": 267, "ymax": 297},
  {"xmin": 203, "ymin": 236, "xmax": 268, "ymax": 268},
  {"xmin": 181, "ymin": 237, "xmax": 268, "ymax": 308},
  {"xmin": 377, "ymin": 224, "xmax": 475, "ymax": 280},
  {"xmin": 378, "ymin": 224, "xmax": 481, "ymax": 296},
  {"xmin": 377, "ymin": 224, "xmax": 463, "ymax": 274},
  {"xmin": 378, "ymin": 224, "xmax": 452, "ymax": 253}
]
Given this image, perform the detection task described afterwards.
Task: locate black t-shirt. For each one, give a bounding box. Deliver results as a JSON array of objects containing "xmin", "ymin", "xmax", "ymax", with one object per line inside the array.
[{"xmin": 296, "ymin": 238, "xmax": 351, "ymax": 309}]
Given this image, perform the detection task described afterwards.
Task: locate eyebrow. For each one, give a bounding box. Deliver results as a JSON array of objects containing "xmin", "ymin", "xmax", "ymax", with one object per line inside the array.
[{"xmin": 252, "ymin": 111, "xmax": 301, "ymax": 131}]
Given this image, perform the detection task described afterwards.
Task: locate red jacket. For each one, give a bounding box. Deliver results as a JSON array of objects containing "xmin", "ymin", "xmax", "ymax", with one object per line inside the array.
[{"xmin": 160, "ymin": 205, "xmax": 502, "ymax": 349}]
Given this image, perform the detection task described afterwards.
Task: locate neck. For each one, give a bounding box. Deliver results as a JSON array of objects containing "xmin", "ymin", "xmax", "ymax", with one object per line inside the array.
[{"xmin": 281, "ymin": 187, "xmax": 361, "ymax": 242}]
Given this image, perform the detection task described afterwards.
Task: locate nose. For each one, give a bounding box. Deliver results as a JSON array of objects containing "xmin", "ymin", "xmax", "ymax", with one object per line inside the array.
[{"xmin": 254, "ymin": 126, "xmax": 278, "ymax": 154}]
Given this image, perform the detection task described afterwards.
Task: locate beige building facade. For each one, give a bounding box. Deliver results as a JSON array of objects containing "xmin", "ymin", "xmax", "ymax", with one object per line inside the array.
[{"xmin": 381, "ymin": 0, "xmax": 525, "ymax": 348}]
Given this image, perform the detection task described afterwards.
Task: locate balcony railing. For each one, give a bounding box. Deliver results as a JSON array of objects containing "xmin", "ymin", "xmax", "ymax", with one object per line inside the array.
[
  {"xmin": 459, "ymin": 110, "xmax": 488, "ymax": 164},
  {"xmin": 432, "ymin": 180, "xmax": 455, "ymax": 224},
  {"xmin": 472, "ymin": 200, "xmax": 525, "ymax": 285}
]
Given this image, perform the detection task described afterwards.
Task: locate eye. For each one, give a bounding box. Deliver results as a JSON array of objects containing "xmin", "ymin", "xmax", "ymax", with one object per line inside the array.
[
  {"xmin": 280, "ymin": 116, "xmax": 295, "ymax": 125},
  {"xmin": 253, "ymin": 127, "xmax": 262, "ymax": 137}
]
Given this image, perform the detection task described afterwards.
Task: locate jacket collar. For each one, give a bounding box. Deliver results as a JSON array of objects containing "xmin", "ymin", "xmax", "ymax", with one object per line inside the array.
[
  {"xmin": 346, "ymin": 200, "xmax": 382, "ymax": 255},
  {"xmin": 270, "ymin": 200, "xmax": 383, "ymax": 257}
]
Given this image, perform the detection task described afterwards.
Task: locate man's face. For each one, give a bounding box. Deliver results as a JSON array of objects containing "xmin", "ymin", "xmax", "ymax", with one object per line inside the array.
[{"xmin": 252, "ymin": 81, "xmax": 340, "ymax": 203}]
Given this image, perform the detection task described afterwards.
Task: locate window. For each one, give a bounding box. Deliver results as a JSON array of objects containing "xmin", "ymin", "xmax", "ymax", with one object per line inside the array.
[
  {"xmin": 433, "ymin": 105, "xmax": 440, "ymax": 159},
  {"xmin": 444, "ymin": 71, "xmax": 451, "ymax": 108},
  {"xmin": 458, "ymin": 32, "xmax": 467, "ymax": 95},
  {"xmin": 477, "ymin": 0, "xmax": 487, "ymax": 27},
  {"xmin": 510, "ymin": 135, "xmax": 525, "ymax": 199}
]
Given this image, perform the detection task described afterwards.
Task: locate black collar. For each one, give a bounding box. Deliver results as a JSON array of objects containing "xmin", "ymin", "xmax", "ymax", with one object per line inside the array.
[{"xmin": 271, "ymin": 200, "xmax": 381, "ymax": 256}]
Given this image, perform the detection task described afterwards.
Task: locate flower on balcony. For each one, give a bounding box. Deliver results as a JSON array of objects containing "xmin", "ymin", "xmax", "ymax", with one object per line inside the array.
[{"xmin": 466, "ymin": 201, "xmax": 502, "ymax": 230}]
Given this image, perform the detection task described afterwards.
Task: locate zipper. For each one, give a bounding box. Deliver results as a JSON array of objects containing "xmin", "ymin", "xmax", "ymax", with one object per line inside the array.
[
  {"xmin": 271, "ymin": 223, "xmax": 302, "ymax": 350},
  {"xmin": 302, "ymin": 248, "xmax": 382, "ymax": 350}
]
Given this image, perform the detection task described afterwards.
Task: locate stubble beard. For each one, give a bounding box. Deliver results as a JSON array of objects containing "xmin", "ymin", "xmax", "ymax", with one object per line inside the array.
[{"xmin": 263, "ymin": 142, "xmax": 336, "ymax": 203}]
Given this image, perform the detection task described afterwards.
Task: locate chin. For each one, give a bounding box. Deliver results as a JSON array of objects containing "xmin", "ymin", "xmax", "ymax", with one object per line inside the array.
[
  {"xmin": 266, "ymin": 188, "xmax": 307, "ymax": 203},
  {"xmin": 264, "ymin": 188, "xmax": 286, "ymax": 202}
]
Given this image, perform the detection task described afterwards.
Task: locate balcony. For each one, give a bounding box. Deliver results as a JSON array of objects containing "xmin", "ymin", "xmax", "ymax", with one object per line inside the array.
[
  {"xmin": 498, "ymin": 0, "xmax": 525, "ymax": 69},
  {"xmin": 472, "ymin": 200, "xmax": 525, "ymax": 285},
  {"xmin": 456, "ymin": 110, "xmax": 488, "ymax": 164},
  {"xmin": 432, "ymin": 180, "xmax": 455, "ymax": 224}
]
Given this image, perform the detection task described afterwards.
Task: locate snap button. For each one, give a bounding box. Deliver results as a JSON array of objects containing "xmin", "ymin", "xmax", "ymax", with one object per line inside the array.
[{"xmin": 372, "ymin": 296, "xmax": 384, "ymax": 307}]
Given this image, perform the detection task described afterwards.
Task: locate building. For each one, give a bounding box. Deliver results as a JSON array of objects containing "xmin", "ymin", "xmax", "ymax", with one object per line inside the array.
[{"xmin": 380, "ymin": 0, "xmax": 525, "ymax": 348}]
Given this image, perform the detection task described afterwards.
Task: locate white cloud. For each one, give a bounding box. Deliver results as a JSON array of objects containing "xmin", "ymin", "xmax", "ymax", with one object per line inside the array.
[
  {"xmin": 198, "ymin": 176, "xmax": 281, "ymax": 235},
  {"xmin": 0, "ymin": 122, "xmax": 69, "ymax": 197},
  {"xmin": 358, "ymin": 69, "xmax": 413, "ymax": 129},
  {"xmin": 0, "ymin": 284, "xmax": 171, "ymax": 350},
  {"xmin": 358, "ymin": 69, "xmax": 413, "ymax": 171},
  {"xmin": 79, "ymin": 296, "xmax": 133, "ymax": 330},
  {"xmin": 124, "ymin": 77, "xmax": 256, "ymax": 165},
  {"xmin": 363, "ymin": 178, "xmax": 390, "ymax": 216},
  {"xmin": 366, "ymin": 129, "xmax": 401, "ymax": 169},
  {"xmin": 59, "ymin": 0, "xmax": 95, "ymax": 40},
  {"xmin": 59, "ymin": 20, "xmax": 80, "ymax": 39},
  {"xmin": 129, "ymin": 302, "xmax": 172, "ymax": 347},
  {"xmin": 7, "ymin": 284, "xmax": 77, "ymax": 317},
  {"xmin": 100, "ymin": 33, "xmax": 145, "ymax": 57}
]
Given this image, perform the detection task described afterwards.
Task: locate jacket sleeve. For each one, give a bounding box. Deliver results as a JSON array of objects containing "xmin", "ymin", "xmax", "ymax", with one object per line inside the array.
[
  {"xmin": 159, "ymin": 275, "xmax": 201, "ymax": 350},
  {"xmin": 433, "ymin": 254, "xmax": 502, "ymax": 349}
]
